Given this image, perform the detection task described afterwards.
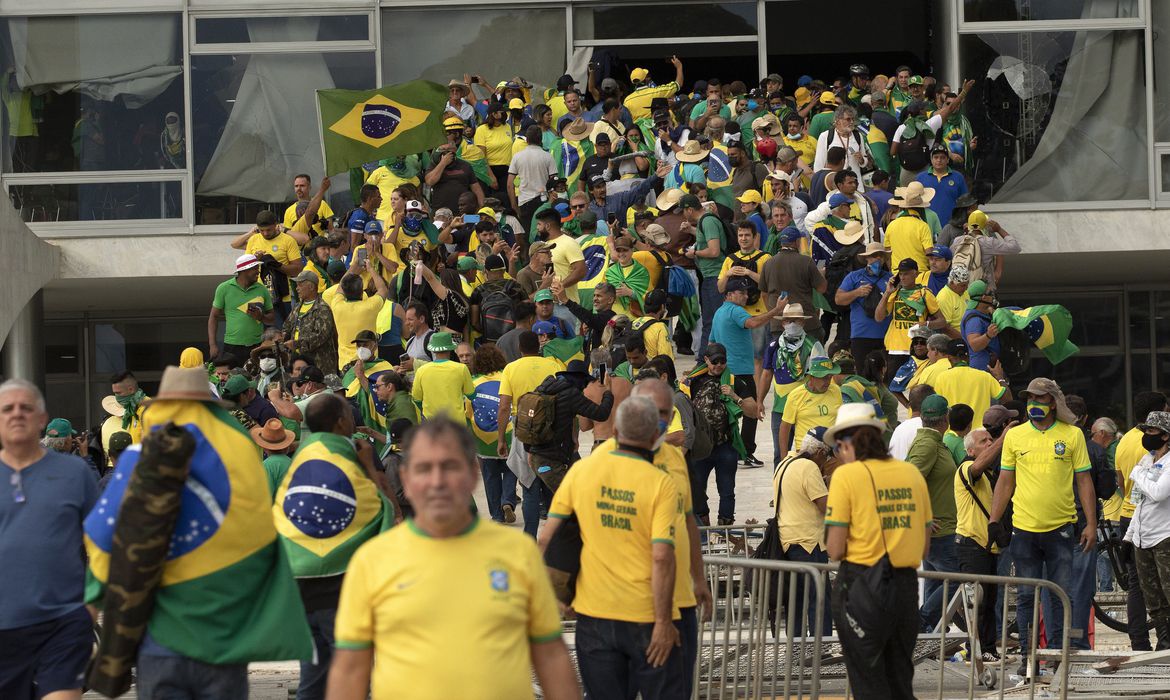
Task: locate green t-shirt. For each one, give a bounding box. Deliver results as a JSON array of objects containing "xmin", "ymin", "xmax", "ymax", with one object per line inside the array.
[
  {"xmin": 808, "ymin": 111, "xmax": 835, "ymax": 141},
  {"xmin": 695, "ymin": 214, "xmax": 727, "ymax": 278},
  {"xmin": 943, "ymin": 431, "xmax": 967, "ymax": 468},
  {"xmin": 264, "ymin": 454, "xmax": 293, "ymax": 499},
  {"xmin": 212, "ymin": 277, "xmax": 273, "ymax": 346},
  {"xmin": 688, "ymin": 101, "xmax": 732, "ymax": 123},
  {"xmin": 385, "ymin": 390, "xmax": 418, "ymax": 426}
]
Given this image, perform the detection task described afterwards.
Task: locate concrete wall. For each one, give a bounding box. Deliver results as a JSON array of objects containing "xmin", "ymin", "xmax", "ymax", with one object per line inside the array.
[{"xmin": 0, "ymin": 198, "xmax": 59, "ymax": 345}]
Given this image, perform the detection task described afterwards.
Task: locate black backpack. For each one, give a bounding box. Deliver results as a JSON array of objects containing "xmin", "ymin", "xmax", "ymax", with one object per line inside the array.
[
  {"xmin": 729, "ymin": 249, "xmax": 767, "ymax": 306},
  {"xmin": 699, "ymin": 212, "xmax": 733, "ymax": 259},
  {"xmin": 479, "ymin": 286, "xmax": 516, "ymax": 342},
  {"xmin": 825, "ymin": 243, "xmax": 865, "ymax": 298},
  {"xmin": 897, "ymin": 126, "xmax": 932, "ymax": 171}
]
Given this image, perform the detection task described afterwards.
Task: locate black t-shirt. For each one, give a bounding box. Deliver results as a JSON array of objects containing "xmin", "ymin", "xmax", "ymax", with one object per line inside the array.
[
  {"xmin": 583, "ymin": 155, "xmax": 610, "ymax": 183},
  {"xmin": 469, "ymin": 278, "xmax": 524, "ymax": 308},
  {"xmin": 430, "ymin": 158, "xmax": 476, "ymax": 212}
]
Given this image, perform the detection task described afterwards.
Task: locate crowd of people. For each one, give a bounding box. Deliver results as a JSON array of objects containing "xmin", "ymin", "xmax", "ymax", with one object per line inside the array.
[{"xmin": 2, "ymin": 58, "xmax": 1167, "ymax": 700}]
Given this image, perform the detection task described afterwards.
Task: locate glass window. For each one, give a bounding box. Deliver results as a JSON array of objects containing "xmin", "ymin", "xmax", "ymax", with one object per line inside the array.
[
  {"xmin": 45, "ymin": 379, "xmax": 88, "ymax": 431},
  {"xmin": 1153, "ymin": 2, "xmax": 1170, "ymax": 142},
  {"xmin": 45, "ymin": 323, "xmax": 82, "ymax": 375},
  {"xmin": 192, "ymin": 51, "xmax": 374, "ymax": 226},
  {"xmin": 1129, "ymin": 290, "xmax": 1151, "ymax": 350},
  {"xmin": 573, "ymin": 3, "xmax": 756, "ymax": 40},
  {"xmin": 1153, "ymin": 290, "xmax": 1170, "ymax": 348},
  {"xmin": 381, "ymin": 8, "xmax": 565, "ymax": 88},
  {"xmin": 964, "ymin": 0, "xmax": 1139, "ymax": 23},
  {"xmin": 960, "ymin": 30, "xmax": 1147, "ymax": 204},
  {"xmin": 194, "ymin": 15, "xmax": 369, "ymax": 45},
  {"xmin": 1020, "ymin": 353, "xmax": 1127, "ymax": 419},
  {"xmin": 0, "ymin": 15, "xmax": 185, "ymax": 174},
  {"xmin": 93, "ymin": 319, "xmax": 205, "ymax": 379},
  {"xmin": 9, "ymin": 181, "xmax": 181, "ymax": 222}
]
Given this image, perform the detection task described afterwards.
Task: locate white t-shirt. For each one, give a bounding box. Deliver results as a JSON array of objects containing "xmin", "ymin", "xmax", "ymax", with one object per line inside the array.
[
  {"xmin": 892, "ymin": 114, "xmax": 944, "ymax": 144},
  {"xmin": 888, "ymin": 416, "xmax": 923, "ymax": 461},
  {"xmin": 508, "ymin": 145, "xmax": 557, "ymax": 206}
]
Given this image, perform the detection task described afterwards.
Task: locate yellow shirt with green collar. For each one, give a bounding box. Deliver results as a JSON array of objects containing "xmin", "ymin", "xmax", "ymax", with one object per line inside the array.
[
  {"xmin": 781, "ymin": 383, "xmax": 843, "ymax": 441},
  {"xmin": 333, "ymin": 519, "xmax": 562, "ymax": 700},
  {"xmin": 624, "ymin": 82, "xmax": 680, "ymax": 122},
  {"xmin": 1117, "ymin": 426, "xmax": 1145, "ymax": 519},
  {"xmin": 1000, "ymin": 419, "xmax": 1091, "ymax": 532},
  {"xmin": 411, "ymin": 359, "xmax": 475, "ymax": 421},
  {"xmin": 935, "ymin": 285, "xmax": 969, "ymax": 331},
  {"xmin": 907, "ymin": 357, "xmax": 951, "ymax": 391},
  {"xmin": 244, "ymin": 231, "xmax": 303, "ymax": 303},
  {"xmin": 825, "ymin": 457, "xmax": 933, "ymax": 568},
  {"xmin": 282, "ymin": 201, "xmax": 334, "ymax": 238},
  {"xmin": 883, "ymin": 285, "xmax": 940, "ymax": 354},
  {"xmin": 548, "ymin": 446, "xmax": 683, "ymax": 622},
  {"xmin": 930, "ymin": 364, "xmax": 1006, "ymax": 431}
]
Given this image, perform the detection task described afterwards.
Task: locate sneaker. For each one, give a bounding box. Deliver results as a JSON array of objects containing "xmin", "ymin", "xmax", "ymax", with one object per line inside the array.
[
  {"xmin": 980, "ymin": 650, "xmax": 999, "ymax": 662},
  {"xmin": 502, "ymin": 504, "xmax": 516, "ymax": 524},
  {"xmin": 742, "ymin": 456, "xmax": 765, "ymax": 468},
  {"xmin": 717, "ymin": 517, "xmax": 734, "ymax": 526}
]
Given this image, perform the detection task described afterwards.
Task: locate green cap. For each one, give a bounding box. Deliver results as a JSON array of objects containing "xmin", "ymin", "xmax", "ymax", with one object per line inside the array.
[
  {"xmin": 108, "ymin": 431, "xmax": 134, "ymax": 452},
  {"xmin": 456, "ymin": 256, "xmax": 482, "ymax": 271},
  {"xmin": 534, "ymin": 289, "xmax": 554, "ymax": 303},
  {"xmin": 45, "ymin": 418, "xmax": 76, "ymax": 437},
  {"xmin": 427, "ymin": 331, "xmax": 457, "ymax": 353},
  {"xmin": 221, "ymin": 374, "xmax": 256, "ymax": 398},
  {"xmin": 966, "ymin": 280, "xmax": 989, "ymax": 310},
  {"xmin": 920, "ymin": 394, "xmax": 950, "ymax": 420},
  {"xmin": 909, "ymin": 75, "xmax": 924, "ymax": 85},
  {"xmin": 806, "ymin": 357, "xmax": 841, "ymax": 378}
]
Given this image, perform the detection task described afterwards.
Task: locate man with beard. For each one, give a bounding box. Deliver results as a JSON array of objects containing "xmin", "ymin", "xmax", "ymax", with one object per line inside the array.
[
  {"xmin": 231, "ymin": 210, "xmax": 305, "ymax": 323},
  {"xmin": 210, "ymin": 254, "xmax": 274, "ymax": 361}
]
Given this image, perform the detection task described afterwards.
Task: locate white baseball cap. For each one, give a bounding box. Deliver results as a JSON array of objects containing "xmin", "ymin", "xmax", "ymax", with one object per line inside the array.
[{"xmin": 405, "ymin": 199, "xmax": 426, "ymax": 213}]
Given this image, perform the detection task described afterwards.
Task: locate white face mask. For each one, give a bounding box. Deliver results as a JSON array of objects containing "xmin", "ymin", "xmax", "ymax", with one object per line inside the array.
[
  {"xmin": 783, "ymin": 321, "xmax": 804, "ymax": 339},
  {"xmin": 259, "ymin": 358, "xmax": 277, "ymax": 373},
  {"xmin": 356, "ymin": 347, "xmax": 374, "ymax": 362}
]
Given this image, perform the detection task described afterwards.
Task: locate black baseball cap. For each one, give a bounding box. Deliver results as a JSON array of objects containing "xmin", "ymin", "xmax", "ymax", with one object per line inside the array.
[{"xmin": 294, "ymin": 366, "xmax": 325, "ymax": 385}]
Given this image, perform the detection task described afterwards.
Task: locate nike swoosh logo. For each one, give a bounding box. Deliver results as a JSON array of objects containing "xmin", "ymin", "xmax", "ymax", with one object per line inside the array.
[
  {"xmin": 396, "ymin": 579, "xmax": 418, "ymax": 591},
  {"xmin": 1017, "ymin": 451, "xmax": 1030, "ymax": 456}
]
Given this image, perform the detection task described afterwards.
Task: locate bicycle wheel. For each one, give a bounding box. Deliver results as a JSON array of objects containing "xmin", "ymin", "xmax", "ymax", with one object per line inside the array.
[{"xmin": 1092, "ymin": 592, "xmax": 1145, "ymax": 634}]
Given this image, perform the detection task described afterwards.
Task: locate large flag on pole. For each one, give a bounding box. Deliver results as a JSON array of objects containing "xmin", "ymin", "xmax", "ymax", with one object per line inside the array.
[
  {"xmin": 992, "ymin": 304, "xmax": 1080, "ymax": 365},
  {"xmin": 318, "ymin": 80, "xmax": 447, "ymax": 174}
]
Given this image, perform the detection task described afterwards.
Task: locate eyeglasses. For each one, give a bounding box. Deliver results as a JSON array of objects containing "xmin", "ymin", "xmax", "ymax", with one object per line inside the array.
[
  {"xmin": 570, "ymin": 204, "xmax": 586, "ymax": 210},
  {"xmin": 10, "ymin": 471, "xmax": 25, "ymax": 504}
]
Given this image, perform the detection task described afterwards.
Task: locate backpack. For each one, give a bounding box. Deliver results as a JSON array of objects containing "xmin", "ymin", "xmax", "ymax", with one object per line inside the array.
[
  {"xmin": 897, "ymin": 125, "xmax": 932, "ymax": 171},
  {"xmin": 825, "ymin": 242, "xmax": 865, "ymax": 298},
  {"xmin": 479, "ymin": 286, "xmax": 516, "ymax": 341},
  {"xmin": 685, "ymin": 394, "xmax": 714, "ymax": 461},
  {"xmin": 995, "ymin": 326, "xmax": 1032, "ymax": 377},
  {"xmin": 514, "ymin": 387, "xmax": 557, "ymax": 445},
  {"xmin": 729, "ymin": 249, "xmax": 767, "ymax": 306},
  {"xmin": 950, "ymin": 234, "xmax": 984, "ymax": 283}
]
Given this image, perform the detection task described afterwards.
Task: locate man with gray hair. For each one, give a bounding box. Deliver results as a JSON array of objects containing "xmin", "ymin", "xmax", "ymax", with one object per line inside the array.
[
  {"xmin": 1091, "ymin": 416, "xmax": 1120, "ymax": 466},
  {"xmin": 813, "ymin": 104, "xmax": 873, "ymax": 192},
  {"xmin": 955, "ymin": 425, "xmax": 1005, "ymax": 659},
  {"xmin": 0, "ymin": 379, "xmax": 99, "ymax": 700},
  {"xmin": 541, "ymin": 394, "xmax": 686, "ymax": 699},
  {"xmin": 772, "ymin": 426, "xmax": 835, "ymax": 636}
]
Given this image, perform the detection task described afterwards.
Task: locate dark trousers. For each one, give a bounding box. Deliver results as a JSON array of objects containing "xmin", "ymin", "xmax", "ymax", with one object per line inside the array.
[
  {"xmin": 821, "ymin": 308, "xmax": 851, "ymax": 345},
  {"xmin": 479, "ymin": 456, "xmax": 516, "ymax": 522},
  {"xmin": 222, "ymin": 343, "xmax": 258, "ymax": 363},
  {"xmin": 920, "ymin": 534, "xmax": 960, "ymax": 630},
  {"xmin": 677, "ymin": 606, "xmax": 698, "ymax": 699},
  {"xmin": 297, "ymin": 607, "xmax": 336, "ymax": 700},
  {"xmin": 1011, "ymin": 523, "xmax": 1074, "ymax": 653},
  {"xmin": 1121, "ymin": 516, "xmax": 1157, "ymax": 650},
  {"xmin": 732, "ymin": 374, "xmax": 757, "ymax": 457},
  {"xmin": 957, "ymin": 535, "xmax": 999, "ymax": 652},
  {"xmin": 521, "ymin": 478, "xmax": 552, "ymax": 538},
  {"xmin": 697, "ymin": 277, "xmax": 722, "ymax": 360},
  {"xmin": 691, "ymin": 442, "xmax": 737, "ymax": 523},
  {"xmin": 783, "ymin": 545, "xmax": 833, "ymax": 637},
  {"xmin": 136, "ymin": 655, "xmax": 248, "ymax": 700},
  {"xmin": 1135, "ymin": 538, "xmax": 1170, "ymax": 650},
  {"xmin": 850, "ymin": 336, "xmax": 886, "ymax": 369},
  {"xmin": 576, "ymin": 613, "xmax": 686, "ymax": 700},
  {"xmin": 832, "ymin": 563, "xmax": 919, "ymax": 700}
]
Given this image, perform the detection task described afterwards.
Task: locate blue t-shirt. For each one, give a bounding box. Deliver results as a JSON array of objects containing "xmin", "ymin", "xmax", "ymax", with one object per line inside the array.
[
  {"xmin": 916, "ymin": 169, "xmax": 968, "ymax": 227},
  {"xmin": 710, "ymin": 301, "xmax": 754, "ymax": 376},
  {"xmin": 746, "ymin": 212, "xmax": 769, "ymax": 249},
  {"xmin": 837, "ymin": 268, "xmax": 893, "ymax": 339},
  {"xmin": 346, "ymin": 207, "xmax": 372, "ymax": 235},
  {"xmin": 924, "ymin": 270, "xmax": 948, "ymax": 296},
  {"xmin": 869, "ymin": 188, "xmax": 894, "ymax": 225},
  {"xmin": 961, "ymin": 309, "xmax": 999, "ymax": 371},
  {"xmin": 0, "ymin": 450, "xmax": 99, "ymax": 628}
]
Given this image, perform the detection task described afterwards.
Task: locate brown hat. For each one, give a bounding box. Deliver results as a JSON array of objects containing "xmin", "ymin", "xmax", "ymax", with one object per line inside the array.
[
  {"xmin": 562, "ymin": 118, "xmax": 591, "ymax": 141},
  {"xmin": 654, "ymin": 188, "xmax": 684, "ymax": 211},
  {"xmin": 1019, "ymin": 377, "xmax": 1078, "ymax": 424},
  {"xmin": 146, "ymin": 366, "xmax": 233, "ymax": 408},
  {"xmin": 856, "ymin": 241, "xmax": 890, "ymax": 260},
  {"xmin": 612, "ymin": 235, "xmax": 635, "ymax": 251},
  {"xmin": 529, "ymin": 241, "xmax": 550, "ymax": 257},
  {"xmin": 250, "ymin": 418, "xmax": 295, "ymax": 451},
  {"xmin": 643, "ymin": 223, "xmax": 670, "ymax": 246},
  {"xmin": 676, "ymin": 140, "xmax": 711, "ymax": 163}
]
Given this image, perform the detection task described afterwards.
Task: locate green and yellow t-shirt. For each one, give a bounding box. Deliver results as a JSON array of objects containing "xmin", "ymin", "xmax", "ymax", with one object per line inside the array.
[
  {"xmin": 1001, "ymin": 420, "xmax": 1091, "ymax": 532},
  {"xmin": 473, "ymin": 123, "xmax": 516, "ymax": 167},
  {"xmin": 334, "ymin": 519, "xmax": 562, "ymax": 700},
  {"xmin": 212, "ymin": 277, "xmax": 273, "ymax": 346},
  {"xmin": 548, "ymin": 447, "xmax": 682, "ymax": 622},
  {"xmin": 781, "ymin": 383, "xmax": 843, "ymax": 442},
  {"xmin": 907, "ymin": 357, "xmax": 951, "ymax": 391},
  {"xmin": 931, "ymin": 364, "xmax": 1006, "ymax": 430},
  {"xmin": 596, "ymin": 439, "xmax": 695, "ymax": 609},
  {"xmin": 631, "ymin": 317, "xmax": 673, "ymax": 359},
  {"xmin": 825, "ymin": 457, "xmax": 933, "ymax": 568},
  {"xmin": 773, "ymin": 455, "xmax": 829, "ymax": 554},
  {"xmin": 282, "ymin": 200, "xmax": 334, "ymax": 238},
  {"xmin": 884, "ymin": 285, "xmax": 940, "ymax": 354},
  {"xmin": 624, "ymin": 81, "xmax": 680, "ymax": 122},
  {"xmin": 411, "ymin": 359, "xmax": 474, "ymax": 421},
  {"xmin": 954, "ymin": 461, "xmax": 998, "ymax": 552}
]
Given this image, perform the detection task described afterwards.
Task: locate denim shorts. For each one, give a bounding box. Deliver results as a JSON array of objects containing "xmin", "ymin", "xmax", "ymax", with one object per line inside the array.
[{"xmin": 0, "ymin": 606, "xmax": 93, "ymax": 696}]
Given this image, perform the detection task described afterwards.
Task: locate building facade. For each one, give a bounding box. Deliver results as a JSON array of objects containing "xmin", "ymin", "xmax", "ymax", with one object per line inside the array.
[{"xmin": 0, "ymin": 0, "xmax": 1164, "ymax": 427}]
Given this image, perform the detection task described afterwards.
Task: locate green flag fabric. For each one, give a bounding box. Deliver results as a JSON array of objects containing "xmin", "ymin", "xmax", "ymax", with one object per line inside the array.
[
  {"xmin": 318, "ymin": 80, "xmax": 447, "ymax": 174},
  {"xmin": 273, "ymin": 432, "xmax": 393, "ymax": 578},
  {"xmin": 992, "ymin": 304, "xmax": 1080, "ymax": 365},
  {"xmin": 542, "ymin": 336, "xmax": 584, "ymax": 365}
]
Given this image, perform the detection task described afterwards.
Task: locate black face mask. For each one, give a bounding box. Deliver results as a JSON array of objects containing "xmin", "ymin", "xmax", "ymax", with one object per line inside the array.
[{"xmin": 1142, "ymin": 433, "xmax": 1168, "ymax": 452}]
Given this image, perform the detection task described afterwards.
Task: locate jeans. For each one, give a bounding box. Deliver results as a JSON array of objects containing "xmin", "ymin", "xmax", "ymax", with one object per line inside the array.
[
  {"xmin": 1010, "ymin": 523, "xmax": 1074, "ymax": 653},
  {"xmin": 136, "ymin": 654, "xmax": 248, "ymax": 700},
  {"xmin": 677, "ymin": 607, "xmax": 698, "ymax": 699},
  {"xmin": 1042, "ymin": 531, "xmax": 1095, "ymax": 650},
  {"xmin": 832, "ymin": 563, "xmax": 919, "ymax": 700},
  {"xmin": 1097, "ymin": 549, "xmax": 1115, "ymax": 592},
  {"xmin": 783, "ymin": 545, "xmax": 833, "ymax": 637},
  {"xmin": 956, "ymin": 535, "xmax": 999, "ymax": 653},
  {"xmin": 732, "ymin": 375, "xmax": 757, "ymax": 457},
  {"xmin": 920, "ymin": 534, "xmax": 961, "ymax": 630},
  {"xmin": 297, "ymin": 608, "xmax": 336, "ymax": 700},
  {"xmin": 697, "ymin": 277, "xmax": 722, "ymax": 360},
  {"xmin": 575, "ymin": 613, "xmax": 686, "ymax": 700},
  {"xmin": 850, "ymin": 336, "xmax": 886, "ymax": 371},
  {"xmin": 1120, "ymin": 516, "xmax": 1156, "ymax": 650},
  {"xmin": 691, "ymin": 442, "xmax": 738, "ymax": 523},
  {"xmin": 478, "ymin": 457, "xmax": 516, "ymax": 522},
  {"xmin": 521, "ymin": 478, "xmax": 551, "ymax": 538},
  {"xmin": 770, "ymin": 410, "xmax": 785, "ymax": 469}
]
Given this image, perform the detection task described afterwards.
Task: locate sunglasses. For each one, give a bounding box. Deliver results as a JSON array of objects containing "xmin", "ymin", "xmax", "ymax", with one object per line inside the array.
[
  {"xmin": 570, "ymin": 204, "xmax": 586, "ymax": 210},
  {"xmin": 708, "ymin": 357, "xmax": 727, "ymax": 365},
  {"xmin": 10, "ymin": 471, "xmax": 25, "ymax": 504}
]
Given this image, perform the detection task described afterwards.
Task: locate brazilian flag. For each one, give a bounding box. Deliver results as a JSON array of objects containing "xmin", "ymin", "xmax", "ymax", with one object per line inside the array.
[
  {"xmin": 85, "ymin": 401, "xmax": 311, "ymax": 664},
  {"xmin": 706, "ymin": 141, "xmax": 735, "ymax": 210},
  {"xmin": 993, "ymin": 304, "xmax": 1080, "ymax": 365},
  {"xmin": 553, "ymin": 137, "xmax": 594, "ymax": 191},
  {"xmin": 343, "ymin": 360, "xmax": 395, "ymax": 435},
  {"xmin": 542, "ymin": 336, "xmax": 584, "ymax": 365},
  {"xmin": 318, "ymin": 80, "xmax": 447, "ymax": 175},
  {"xmin": 273, "ymin": 432, "xmax": 393, "ymax": 578}
]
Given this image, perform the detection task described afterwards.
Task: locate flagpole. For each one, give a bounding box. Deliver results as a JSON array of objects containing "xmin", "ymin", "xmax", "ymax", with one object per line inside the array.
[{"xmin": 314, "ymin": 89, "xmax": 328, "ymax": 176}]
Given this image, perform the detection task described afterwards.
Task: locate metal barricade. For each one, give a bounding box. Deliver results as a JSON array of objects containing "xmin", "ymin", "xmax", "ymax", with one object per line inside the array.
[
  {"xmin": 698, "ymin": 523, "xmax": 768, "ymax": 558},
  {"xmin": 694, "ymin": 554, "xmax": 1074, "ymax": 700}
]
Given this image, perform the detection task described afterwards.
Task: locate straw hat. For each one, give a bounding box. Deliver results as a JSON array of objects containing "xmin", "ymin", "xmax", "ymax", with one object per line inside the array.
[
  {"xmin": 146, "ymin": 366, "xmax": 234, "ymax": 408},
  {"xmin": 823, "ymin": 403, "xmax": 888, "ymax": 447},
  {"xmin": 751, "ymin": 113, "xmax": 782, "ymax": 136},
  {"xmin": 833, "ymin": 220, "xmax": 865, "ymax": 246},
  {"xmin": 562, "ymin": 118, "xmax": 591, "ymax": 141},
  {"xmin": 856, "ymin": 241, "xmax": 889, "ymax": 260},
  {"xmin": 250, "ymin": 418, "xmax": 295, "ymax": 451},
  {"xmin": 890, "ymin": 181, "xmax": 936, "ymax": 208},
  {"xmin": 655, "ymin": 187, "xmax": 684, "ymax": 210},
  {"xmin": 676, "ymin": 140, "xmax": 711, "ymax": 163},
  {"xmin": 101, "ymin": 395, "xmax": 122, "ymax": 416},
  {"xmin": 780, "ymin": 303, "xmax": 811, "ymax": 320}
]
